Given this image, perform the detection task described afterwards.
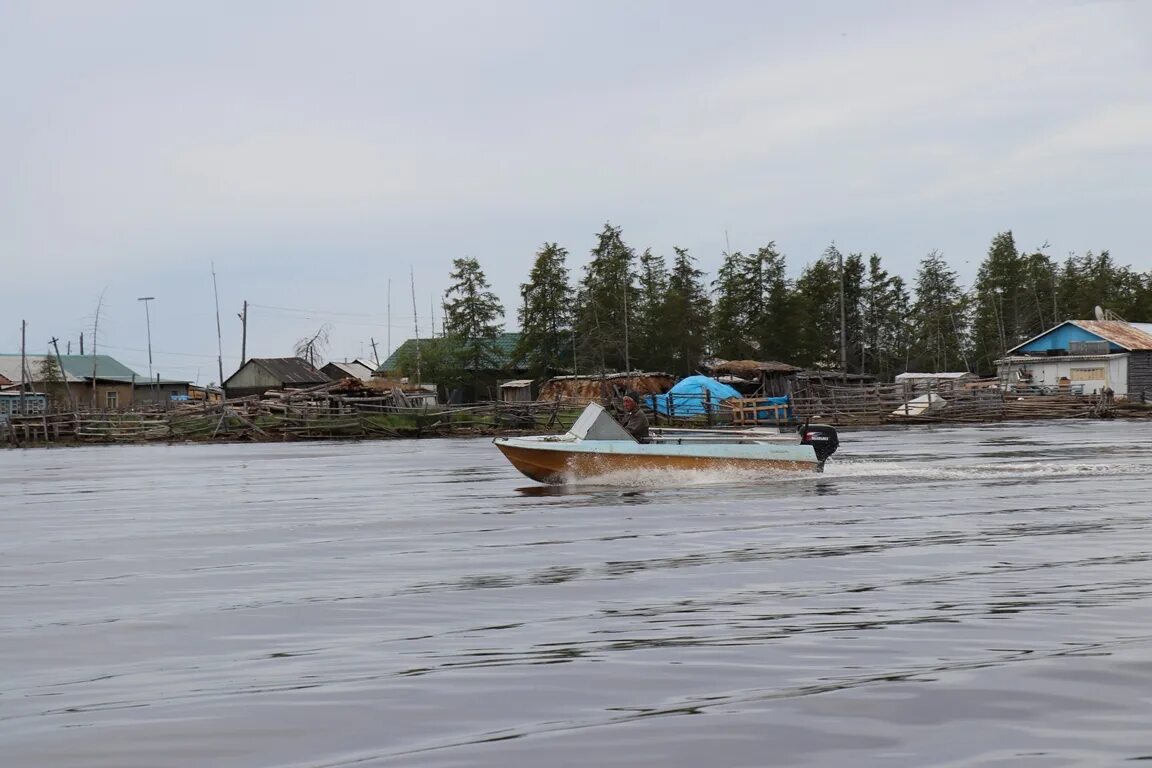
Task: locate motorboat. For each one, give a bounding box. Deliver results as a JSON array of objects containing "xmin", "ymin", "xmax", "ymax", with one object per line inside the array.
[{"xmin": 493, "ymin": 402, "xmax": 839, "ymax": 484}]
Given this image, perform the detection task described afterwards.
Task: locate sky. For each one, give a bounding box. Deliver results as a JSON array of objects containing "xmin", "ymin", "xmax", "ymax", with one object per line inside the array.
[{"xmin": 3, "ymin": 0, "xmax": 1151, "ymax": 384}]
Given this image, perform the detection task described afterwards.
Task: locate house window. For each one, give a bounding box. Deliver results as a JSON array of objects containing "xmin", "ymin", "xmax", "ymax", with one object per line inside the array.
[
  {"xmin": 1069, "ymin": 368, "xmax": 1105, "ymax": 381},
  {"xmin": 106, "ymin": 391, "xmax": 119, "ymax": 409}
]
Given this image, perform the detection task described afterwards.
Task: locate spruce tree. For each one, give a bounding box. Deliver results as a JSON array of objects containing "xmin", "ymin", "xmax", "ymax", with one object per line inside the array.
[
  {"xmin": 749, "ymin": 243, "xmax": 798, "ymax": 364},
  {"xmin": 515, "ymin": 243, "xmax": 573, "ymax": 377},
  {"xmin": 572, "ymin": 223, "xmax": 636, "ymax": 372},
  {"xmin": 791, "ymin": 245, "xmax": 844, "ymax": 369},
  {"xmin": 633, "ymin": 248, "xmax": 670, "ymax": 371},
  {"xmin": 441, "ymin": 256, "xmax": 505, "ymax": 375},
  {"xmin": 970, "ymin": 231, "xmax": 1026, "ymax": 371},
  {"xmin": 711, "ymin": 251, "xmax": 755, "ymax": 360},
  {"xmin": 861, "ymin": 254, "xmax": 910, "ymax": 380},
  {"xmin": 662, "ymin": 247, "xmax": 712, "ymax": 376},
  {"xmin": 908, "ymin": 250, "xmax": 970, "ymax": 372}
]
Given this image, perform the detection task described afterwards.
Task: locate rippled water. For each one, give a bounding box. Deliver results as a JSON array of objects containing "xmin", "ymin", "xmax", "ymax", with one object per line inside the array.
[{"xmin": 4, "ymin": 421, "xmax": 1152, "ymax": 767}]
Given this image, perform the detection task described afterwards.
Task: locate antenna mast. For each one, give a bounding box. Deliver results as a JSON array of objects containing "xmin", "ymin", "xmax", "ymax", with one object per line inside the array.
[
  {"xmin": 211, "ymin": 263, "xmax": 224, "ymax": 385},
  {"xmin": 410, "ymin": 267, "xmax": 421, "ymax": 384}
]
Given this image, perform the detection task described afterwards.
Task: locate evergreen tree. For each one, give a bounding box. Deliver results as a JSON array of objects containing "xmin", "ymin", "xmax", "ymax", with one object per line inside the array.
[
  {"xmin": 861, "ymin": 254, "xmax": 910, "ymax": 380},
  {"xmin": 36, "ymin": 354, "xmax": 67, "ymax": 409},
  {"xmin": 748, "ymin": 243, "xmax": 799, "ymax": 364},
  {"xmin": 441, "ymin": 256, "xmax": 505, "ymax": 374},
  {"xmin": 908, "ymin": 250, "xmax": 970, "ymax": 372},
  {"xmin": 633, "ymin": 248, "xmax": 671, "ymax": 371},
  {"xmin": 791, "ymin": 245, "xmax": 844, "ymax": 369},
  {"xmin": 572, "ymin": 223, "xmax": 636, "ymax": 372},
  {"xmin": 515, "ymin": 243, "xmax": 573, "ymax": 377},
  {"xmin": 711, "ymin": 250, "xmax": 755, "ymax": 360},
  {"xmin": 970, "ymin": 231, "xmax": 1028, "ymax": 372},
  {"xmin": 842, "ymin": 252, "xmax": 866, "ymax": 372},
  {"xmin": 661, "ymin": 247, "xmax": 712, "ymax": 375}
]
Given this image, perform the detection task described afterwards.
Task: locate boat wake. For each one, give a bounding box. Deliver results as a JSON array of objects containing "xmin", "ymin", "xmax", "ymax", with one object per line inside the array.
[{"xmin": 517, "ymin": 457, "xmax": 1151, "ymax": 491}]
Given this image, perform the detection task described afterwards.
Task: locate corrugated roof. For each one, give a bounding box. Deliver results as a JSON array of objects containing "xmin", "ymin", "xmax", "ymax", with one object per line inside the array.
[
  {"xmin": 500, "ymin": 379, "xmax": 534, "ymax": 388},
  {"xmin": 895, "ymin": 372, "xmax": 975, "ymax": 380},
  {"xmin": 247, "ymin": 357, "xmax": 330, "ymax": 385},
  {"xmin": 1071, "ymin": 320, "xmax": 1152, "ymax": 351},
  {"xmin": 58, "ymin": 354, "xmax": 141, "ymax": 381},
  {"xmin": 322, "ymin": 361, "xmax": 376, "ymax": 380},
  {"xmin": 0, "ymin": 354, "xmax": 140, "ymax": 383}
]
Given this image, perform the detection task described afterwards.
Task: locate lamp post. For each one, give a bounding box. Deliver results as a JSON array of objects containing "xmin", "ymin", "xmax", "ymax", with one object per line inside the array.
[{"xmin": 138, "ymin": 296, "xmax": 155, "ymax": 403}]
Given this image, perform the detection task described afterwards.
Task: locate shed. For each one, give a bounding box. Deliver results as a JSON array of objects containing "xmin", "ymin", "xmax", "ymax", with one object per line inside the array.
[
  {"xmin": 709, "ymin": 359, "xmax": 802, "ymax": 396},
  {"xmin": 223, "ymin": 357, "xmax": 331, "ymax": 399},
  {"xmin": 499, "ymin": 379, "xmax": 535, "ymax": 403},
  {"xmin": 538, "ymin": 372, "xmax": 676, "ymax": 405},
  {"xmin": 322, "ymin": 360, "xmax": 376, "ymax": 382},
  {"xmin": 996, "ymin": 320, "xmax": 1152, "ymax": 398},
  {"xmin": 894, "ymin": 372, "xmax": 977, "ymax": 393}
]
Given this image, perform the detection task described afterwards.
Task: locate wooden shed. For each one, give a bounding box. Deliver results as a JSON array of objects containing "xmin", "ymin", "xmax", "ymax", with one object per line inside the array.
[
  {"xmin": 499, "ymin": 379, "xmax": 535, "ymax": 403},
  {"xmin": 223, "ymin": 358, "xmax": 331, "ymax": 399},
  {"xmin": 709, "ymin": 359, "xmax": 802, "ymax": 397},
  {"xmin": 538, "ymin": 372, "xmax": 675, "ymax": 405}
]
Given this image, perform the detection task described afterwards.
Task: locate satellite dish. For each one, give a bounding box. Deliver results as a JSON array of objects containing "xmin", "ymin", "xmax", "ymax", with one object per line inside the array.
[{"xmin": 1094, "ymin": 305, "xmax": 1105, "ymax": 321}]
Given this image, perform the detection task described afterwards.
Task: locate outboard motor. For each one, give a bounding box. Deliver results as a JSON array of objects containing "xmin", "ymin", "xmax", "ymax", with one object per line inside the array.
[{"xmin": 799, "ymin": 424, "xmax": 839, "ymax": 472}]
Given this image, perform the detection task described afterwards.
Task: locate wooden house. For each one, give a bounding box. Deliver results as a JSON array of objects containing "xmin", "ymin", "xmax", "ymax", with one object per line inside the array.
[
  {"xmin": 223, "ymin": 358, "xmax": 331, "ymax": 399},
  {"xmin": 0, "ymin": 354, "xmax": 182, "ymax": 410},
  {"xmin": 995, "ymin": 320, "xmax": 1152, "ymax": 398}
]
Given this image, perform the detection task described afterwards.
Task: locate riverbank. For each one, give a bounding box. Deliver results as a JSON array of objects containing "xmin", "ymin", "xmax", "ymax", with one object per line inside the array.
[{"xmin": 6, "ymin": 391, "xmax": 1151, "ymax": 448}]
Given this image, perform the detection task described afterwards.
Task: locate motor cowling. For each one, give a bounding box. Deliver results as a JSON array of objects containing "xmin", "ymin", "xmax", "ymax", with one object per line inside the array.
[{"xmin": 799, "ymin": 424, "xmax": 839, "ymax": 467}]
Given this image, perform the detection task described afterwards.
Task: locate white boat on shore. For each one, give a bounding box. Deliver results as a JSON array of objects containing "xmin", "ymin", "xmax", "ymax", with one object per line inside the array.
[{"xmin": 493, "ymin": 402, "xmax": 839, "ymax": 484}]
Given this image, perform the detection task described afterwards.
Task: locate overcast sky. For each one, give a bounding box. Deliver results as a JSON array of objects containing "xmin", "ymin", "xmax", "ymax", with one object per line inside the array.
[{"xmin": 3, "ymin": 0, "xmax": 1150, "ymax": 383}]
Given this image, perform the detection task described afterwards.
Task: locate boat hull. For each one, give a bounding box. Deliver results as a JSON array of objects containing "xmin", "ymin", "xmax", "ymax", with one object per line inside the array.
[{"xmin": 494, "ymin": 439, "xmax": 816, "ymax": 484}]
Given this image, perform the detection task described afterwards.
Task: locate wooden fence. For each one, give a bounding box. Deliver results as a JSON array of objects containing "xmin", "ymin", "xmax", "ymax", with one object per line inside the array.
[
  {"xmin": 0, "ymin": 387, "xmax": 589, "ymax": 446},
  {"xmin": 790, "ymin": 382, "xmax": 1121, "ymax": 426}
]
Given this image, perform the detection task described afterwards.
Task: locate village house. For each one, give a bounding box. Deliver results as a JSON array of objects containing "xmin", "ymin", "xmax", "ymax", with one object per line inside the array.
[
  {"xmin": 375, "ymin": 332, "xmax": 528, "ymax": 402},
  {"xmin": 223, "ymin": 357, "xmax": 330, "ymax": 399},
  {"xmin": 0, "ymin": 354, "xmax": 191, "ymax": 410},
  {"xmin": 996, "ymin": 319, "xmax": 1152, "ymax": 399}
]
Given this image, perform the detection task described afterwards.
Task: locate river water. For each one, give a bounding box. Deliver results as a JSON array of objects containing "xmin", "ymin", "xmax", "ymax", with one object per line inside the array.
[{"xmin": 3, "ymin": 421, "xmax": 1152, "ymax": 767}]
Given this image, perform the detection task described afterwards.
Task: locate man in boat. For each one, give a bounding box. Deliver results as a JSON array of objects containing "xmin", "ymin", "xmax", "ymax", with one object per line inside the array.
[{"xmin": 618, "ymin": 395, "xmax": 650, "ymax": 443}]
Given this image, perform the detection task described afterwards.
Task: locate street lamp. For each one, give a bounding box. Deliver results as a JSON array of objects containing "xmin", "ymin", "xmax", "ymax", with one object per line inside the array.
[{"xmin": 138, "ymin": 296, "xmax": 155, "ymax": 403}]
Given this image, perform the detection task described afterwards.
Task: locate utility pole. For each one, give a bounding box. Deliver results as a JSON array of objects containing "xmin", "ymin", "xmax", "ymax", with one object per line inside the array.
[
  {"xmin": 238, "ymin": 300, "xmax": 248, "ymax": 366},
  {"xmin": 211, "ymin": 263, "xmax": 224, "ymax": 386},
  {"xmin": 370, "ymin": 337, "xmax": 380, "ymax": 367},
  {"xmin": 838, "ymin": 248, "xmax": 847, "ymax": 373},
  {"xmin": 19, "ymin": 320, "xmax": 27, "ymax": 416},
  {"xmin": 79, "ymin": 332, "xmax": 84, "ymax": 356},
  {"xmin": 410, "ymin": 267, "xmax": 421, "ymax": 384},
  {"xmin": 138, "ymin": 297, "xmax": 155, "ymax": 403},
  {"xmin": 387, "ymin": 278, "xmax": 392, "ymax": 363},
  {"xmin": 50, "ymin": 336, "xmax": 76, "ymax": 413},
  {"xmin": 622, "ymin": 281, "xmax": 631, "ymax": 378}
]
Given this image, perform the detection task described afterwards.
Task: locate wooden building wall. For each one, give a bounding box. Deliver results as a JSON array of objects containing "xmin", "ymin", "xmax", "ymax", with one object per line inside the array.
[{"xmin": 1127, "ymin": 351, "xmax": 1152, "ymax": 399}]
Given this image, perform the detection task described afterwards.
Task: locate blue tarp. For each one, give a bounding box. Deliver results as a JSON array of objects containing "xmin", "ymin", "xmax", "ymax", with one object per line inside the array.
[
  {"xmin": 746, "ymin": 394, "xmax": 793, "ymax": 422},
  {"xmin": 651, "ymin": 375, "xmax": 742, "ymax": 416}
]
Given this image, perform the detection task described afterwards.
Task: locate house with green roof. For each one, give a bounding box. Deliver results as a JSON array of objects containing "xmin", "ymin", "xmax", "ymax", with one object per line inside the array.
[
  {"xmin": 375, "ymin": 333, "xmax": 524, "ymax": 376},
  {"xmin": 0, "ymin": 354, "xmax": 190, "ymax": 410},
  {"xmin": 374, "ymin": 332, "xmax": 529, "ymax": 402}
]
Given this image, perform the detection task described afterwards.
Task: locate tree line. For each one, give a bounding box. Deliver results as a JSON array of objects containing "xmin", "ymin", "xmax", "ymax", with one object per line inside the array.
[{"xmin": 399, "ymin": 224, "xmax": 1152, "ymax": 384}]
